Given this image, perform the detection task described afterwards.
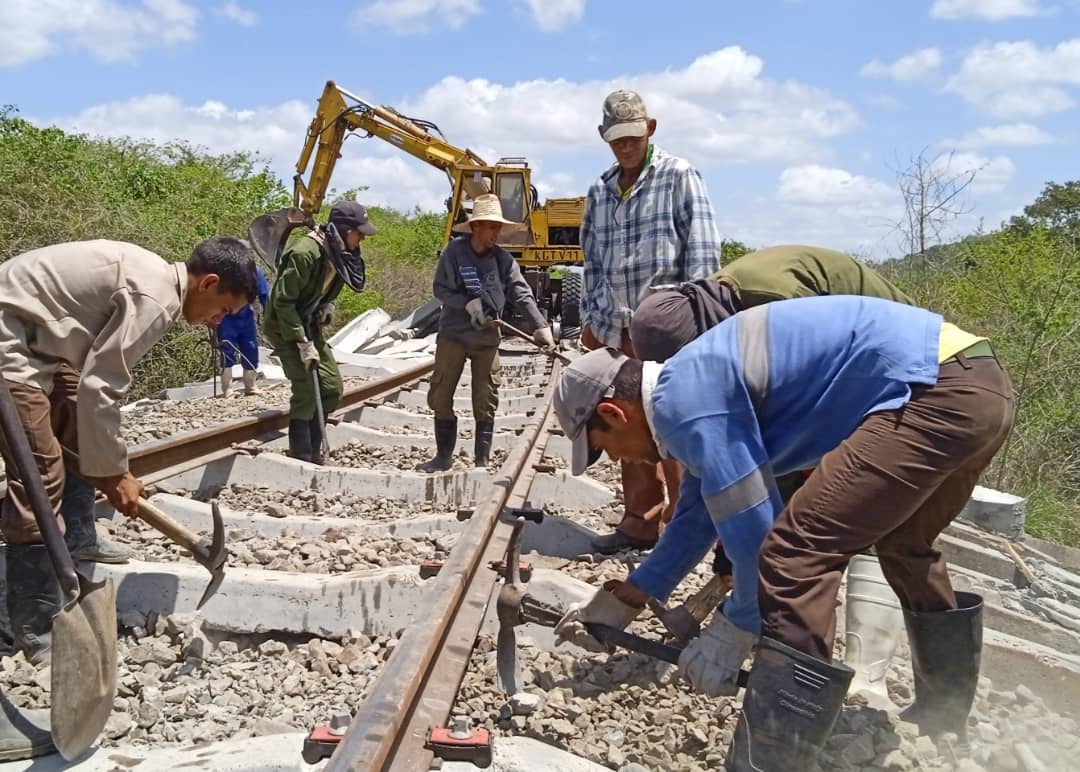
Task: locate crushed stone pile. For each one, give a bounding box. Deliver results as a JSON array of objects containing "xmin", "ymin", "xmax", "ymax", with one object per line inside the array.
[
  {"xmin": 264, "ymin": 439, "xmax": 510, "ymax": 473},
  {"xmin": 1, "ymin": 613, "xmax": 397, "ymax": 748},
  {"xmin": 181, "ymin": 483, "xmax": 447, "ymax": 522},
  {"xmin": 115, "ymin": 517, "xmax": 457, "ymax": 574},
  {"xmin": 455, "ymin": 558, "xmax": 1079, "ymax": 771}
]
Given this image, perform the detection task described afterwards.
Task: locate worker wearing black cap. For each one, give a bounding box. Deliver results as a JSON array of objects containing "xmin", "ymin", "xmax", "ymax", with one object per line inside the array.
[{"xmin": 264, "ymin": 201, "xmax": 377, "ymax": 463}]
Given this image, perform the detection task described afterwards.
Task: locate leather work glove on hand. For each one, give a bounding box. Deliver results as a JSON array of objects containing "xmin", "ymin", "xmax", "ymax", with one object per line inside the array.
[
  {"xmin": 297, "ymin": 339, "xmax": 320, "ymax": 369},
  {"xmin": 678, "ymin": 611, "xmax": 757, "ymax": 697},
  {"xmin": 533, "ymin": 326, "xmax": 556, "ymax": 352},
  {"xmin": 315, "ymin": 303, "xmax": 334, "ymax": 328},
  {"xmin": 554, "ymin": 579, "xmax": 644, "ymax": 653},
  {"xmin": 465, "ymin": 298, "xmax": 491, "ymax": 330}
]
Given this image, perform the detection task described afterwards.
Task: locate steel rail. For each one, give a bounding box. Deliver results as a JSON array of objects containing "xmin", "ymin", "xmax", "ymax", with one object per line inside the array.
[
  {"xmin": 125, "ymin": 360, "xmax": 434, "ymax": 479},
  {"xmin": 324, "ymin": 359, "xmax": 561, "ymax": 772}
]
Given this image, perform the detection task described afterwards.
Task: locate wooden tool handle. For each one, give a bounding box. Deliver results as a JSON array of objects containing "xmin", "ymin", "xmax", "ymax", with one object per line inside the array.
[{"xmin": 136, "ymin": 498, "xmax": 204, "ymax": 550}]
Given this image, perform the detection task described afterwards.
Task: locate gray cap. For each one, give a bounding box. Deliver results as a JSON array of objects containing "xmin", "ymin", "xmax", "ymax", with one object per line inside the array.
[
  {"xmin": 553, "ymin": 348, "xmax": 628, "ymax": 475},
  {"xmin": 329, "ymin": 201, "xmax": 377, "ymax": 236},
  {"xmin": 601, "ymin": 89, "xmax": 649, "ymax": 143}
]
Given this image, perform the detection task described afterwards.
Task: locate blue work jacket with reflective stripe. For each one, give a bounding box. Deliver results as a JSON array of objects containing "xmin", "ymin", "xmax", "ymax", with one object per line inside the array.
[{"xmin": 628, "ymin": 295, "xmax": 942, "ymax": 633}]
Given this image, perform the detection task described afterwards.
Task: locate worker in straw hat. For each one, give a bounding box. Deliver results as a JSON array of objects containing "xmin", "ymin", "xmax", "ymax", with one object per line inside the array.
[{"xmin": 418, "ymin": 193, "xmax": 555, "ymax": 472}]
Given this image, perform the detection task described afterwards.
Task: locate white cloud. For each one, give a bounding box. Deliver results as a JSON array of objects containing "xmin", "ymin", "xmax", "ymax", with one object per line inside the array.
[
  {"xmin": 945, "ymin": 38, "xmax": 1080, "ymax": 117},
  {"xmin": 0, "ymin": 0, "xmax": 198, "ymax": 68},
  {"xmin": 932, "ymin": 151, "xmax": 1016, "ymax": 193},
  {"xmin": 45, "ymin": 49, "xmax": 861, "ymax": 232},
  {"xmin": 943, "ymin": 122, "xmax": 1056, "ymax": 148},
  {"xmin": 218, "ymin": 1, "xmax": 256, "ymax": 26},
  {"xmin": 523, "ymin": 0, "xmax": 586, "ymax": 31},
  {"xmin": 860, "ymin": 48, "xmax": 942, "ymax": 83},
  {"xmin": 777, "ymin": 165, "xmax": 895, "ymax": 207},
  {"xmin": 355, "ymin": 0, "xmax": 481, "ymax": 33},
  {"xmin": 930, "ymin": 0, "xmax": 1045, "ymax": 21}
]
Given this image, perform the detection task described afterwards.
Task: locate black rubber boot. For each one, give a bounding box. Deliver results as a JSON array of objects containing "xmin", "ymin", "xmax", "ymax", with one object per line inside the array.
[
  {"xmin": 4, "ymin": 544, "xmax": 60, "ymax": 667},
  {"xmin": 63, "ymin": 473, "xmax": 132, "ymax": 564},
  {"xmin": 0, "ymin": 690, "xmax": 54, "ymax": 761},
  {"xmin": 473, "ymin": 420, "xmax": 494, "ymax": 468},
  {"xmin": 308, "ymin": 418, "xmax": 326, "ymax": 466},
  {"xmin": 726, "ymin": 637, "xmax": 854, "ymax": 772},
  {"xmin": 288, "ymin": 418, "xmax": 313, "ymax": 463},
  {"xmin": 416, "ymin": 418, "xmax": 457, "ymax": 473},
  {"xmin": 899, "ymin": 592, "xmax": 983, "ymax": 745}
]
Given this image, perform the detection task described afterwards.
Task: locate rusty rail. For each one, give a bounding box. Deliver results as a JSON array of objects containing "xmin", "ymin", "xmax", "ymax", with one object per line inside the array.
[
  {"xmin": 324, "ymin": 359, "xmax": 560, "ymax": 771},
  {"xmin": 126, "ymin": 360, "xmax": 434, "ymax": 479}
]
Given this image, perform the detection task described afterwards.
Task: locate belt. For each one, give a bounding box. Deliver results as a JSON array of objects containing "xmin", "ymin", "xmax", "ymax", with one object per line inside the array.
[{"xmin": 944, "ymin": 338, "xmax": 995, "ymax": 364}]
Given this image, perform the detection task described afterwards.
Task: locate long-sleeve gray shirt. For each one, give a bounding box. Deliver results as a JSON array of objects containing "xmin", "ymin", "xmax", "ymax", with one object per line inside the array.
[
  {"xmin": 433, "ymin": 236, "xmax": 546, "ymax": 348},
  {"xmin": 0, "ymin": 240, "xmax": 186, "ymax": 477}
]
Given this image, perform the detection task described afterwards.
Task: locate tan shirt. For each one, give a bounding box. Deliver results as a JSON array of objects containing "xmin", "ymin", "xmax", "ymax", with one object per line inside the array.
[{"xmin": 0, "ymin": 240, "xmax": 187, "ymax": 477}]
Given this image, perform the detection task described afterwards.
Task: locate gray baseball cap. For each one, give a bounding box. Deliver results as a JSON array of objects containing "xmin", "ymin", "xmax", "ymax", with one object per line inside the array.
[
  {"xmin": 329, "ymin": 201, "xmax": 378, "ymax": 236},
  {"xmin": 601, "ymin": 89, "xmax": 649, "ymax": 143},
  {"xmin": 553, "ymin": 348, "xmax": 628, "ymax": 475}
]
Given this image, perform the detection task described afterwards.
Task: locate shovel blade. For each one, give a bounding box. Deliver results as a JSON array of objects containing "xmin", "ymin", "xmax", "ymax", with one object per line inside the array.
[
  {"xmin": 247, "ymin": 207, "xmax": 314, "ymax": 274},
  {"xmin": 50, "ymin": 575, "xmax": 118, "ymax": 761}
]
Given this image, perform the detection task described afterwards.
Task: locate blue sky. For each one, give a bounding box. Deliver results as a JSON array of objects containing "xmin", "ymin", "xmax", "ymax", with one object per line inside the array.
[{"xmin": 4, "ymin": 0, "xmax": 1079, "ymax": 258}]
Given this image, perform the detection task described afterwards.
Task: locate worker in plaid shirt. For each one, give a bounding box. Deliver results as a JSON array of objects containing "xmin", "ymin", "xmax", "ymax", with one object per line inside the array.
[{"xmin": 580, "ymin": 89, "xmax": 722, "ymax": 554}]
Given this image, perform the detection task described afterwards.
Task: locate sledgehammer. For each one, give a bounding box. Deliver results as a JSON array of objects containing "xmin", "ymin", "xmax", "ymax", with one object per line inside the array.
[{"xmin": 493, "ymin": 319, "xmax": 572, "ymax": 365}]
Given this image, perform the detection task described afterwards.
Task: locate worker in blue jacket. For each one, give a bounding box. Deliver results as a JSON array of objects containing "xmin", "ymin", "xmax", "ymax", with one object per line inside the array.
[
  {"xmin": 217, "ymin": 265, "xmax": 269, "ymax": 396},
  {"xmin": 551, "ymin": 295, "xmax": 1014, "ymax": 771}
]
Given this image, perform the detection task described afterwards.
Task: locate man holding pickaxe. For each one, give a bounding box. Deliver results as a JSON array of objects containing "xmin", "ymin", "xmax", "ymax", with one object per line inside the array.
[
  {"xmin": 0, "ymin": 236, "xmax": 258, "ymax": 761},
  {"xmin": 264, "ymin": 201, "xmax": 375, "ymax": 464}
]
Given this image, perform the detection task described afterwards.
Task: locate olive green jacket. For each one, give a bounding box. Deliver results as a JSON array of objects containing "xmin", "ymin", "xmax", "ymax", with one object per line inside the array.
[
  {"xmin": 264, "ymin": 234, "xmax": 344, "ymax": 344},
  {"xmin": 718, "ymin": 245, "xmax": 913, "ymax": 308}
]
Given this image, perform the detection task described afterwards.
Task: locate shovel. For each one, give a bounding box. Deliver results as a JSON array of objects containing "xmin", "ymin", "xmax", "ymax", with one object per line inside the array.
[{"xmin": 0, "ymin": 379, "xmax": 117, "ymax": 761}]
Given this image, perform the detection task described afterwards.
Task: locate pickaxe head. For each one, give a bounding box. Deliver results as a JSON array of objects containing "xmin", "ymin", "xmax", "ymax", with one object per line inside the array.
[{"xmin": 192, "ymin": 500, "xmax": 227, "ymax": 609}]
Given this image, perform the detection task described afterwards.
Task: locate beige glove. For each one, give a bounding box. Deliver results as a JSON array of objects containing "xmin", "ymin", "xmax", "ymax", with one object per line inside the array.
[
  {"xmin": 533, "ymin": 326, "xmax": 556, "ymax": 352},
  {"xmin": 554, "ymin": 580, "xmax": 644, "ymax": 653},
  {"xmin": 678, "ymin": 611, "xmax": 756, "ymax": 696},
  {"xmin": 465, "ymin": 298, "xmax": 490, "ymax": 330},
  {"xmin": 297, "ymin": 339, "xmax": 319, "ymax": 368}
]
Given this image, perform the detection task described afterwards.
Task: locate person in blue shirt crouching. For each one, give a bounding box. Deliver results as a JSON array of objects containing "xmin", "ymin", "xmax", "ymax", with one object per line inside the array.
[{"xmin": 552, "ymin": 295, "xmax": 1014, "ymax": 771}]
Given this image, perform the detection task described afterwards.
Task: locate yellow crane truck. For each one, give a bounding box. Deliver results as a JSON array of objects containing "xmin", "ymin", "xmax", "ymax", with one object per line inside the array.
[{"xmin": 250, "ymin": 80, "xmax": 586, "ymax": 329}]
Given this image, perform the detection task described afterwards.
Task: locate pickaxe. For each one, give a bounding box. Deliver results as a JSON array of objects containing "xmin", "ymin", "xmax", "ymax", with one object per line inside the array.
[
  {"xmin": 61, "ymin": 447, "xmax": 227, "ymax": 607},
  {"xmin": 137, "ymin": 497, "xmax": 227, "ymax": 609}
]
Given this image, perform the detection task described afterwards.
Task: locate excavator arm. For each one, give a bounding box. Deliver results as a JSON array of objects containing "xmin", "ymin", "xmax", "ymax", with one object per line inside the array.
[{"xmin": 293, "ymin": 80, "xmax": 490, "ymax": 214}]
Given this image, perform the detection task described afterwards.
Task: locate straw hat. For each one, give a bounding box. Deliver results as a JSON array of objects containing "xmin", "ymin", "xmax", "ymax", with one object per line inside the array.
[{"xmin": 452, "ymin": 193, "xmax": 518, "ymax": 233}]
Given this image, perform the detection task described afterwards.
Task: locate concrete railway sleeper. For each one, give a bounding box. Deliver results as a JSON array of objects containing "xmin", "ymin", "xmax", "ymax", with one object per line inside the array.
[{"xmin": 0, "ymin": 339, "xmax": 1079, "ymax": 770}]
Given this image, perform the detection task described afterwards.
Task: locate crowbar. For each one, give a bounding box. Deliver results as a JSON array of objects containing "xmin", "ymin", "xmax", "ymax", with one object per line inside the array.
[{"xmin": 493, "ymin": 319, "xmax": 571, "ymax": 364}]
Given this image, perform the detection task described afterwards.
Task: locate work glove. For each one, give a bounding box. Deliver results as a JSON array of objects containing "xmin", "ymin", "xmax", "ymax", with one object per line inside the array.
[
  {"xmin": 678, "ymin": 611, "xmax": 757, "ymax": 697},
  {"xmin": 554, "ymin": 580, "xmax": 644, "ymax": 653},
  {"xmin": 315, "ymin": 303, "xmax": 334, "ymax": 328},
  {"xmin": 533, "ymin": 326, "xmax": 556, "ymax": 352},
  {"xmin": 298, "ymin": 339, "xmax": 320, "ymax": 369},
  {"xmin": 465, "ymin": 298, "xmax": 492, "ymax": 330}
]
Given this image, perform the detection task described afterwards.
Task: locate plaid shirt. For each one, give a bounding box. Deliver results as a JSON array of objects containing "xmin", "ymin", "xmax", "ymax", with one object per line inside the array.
[{"xmin": 580, "ymin": 145, "xmax": 721, "ymax": 348}]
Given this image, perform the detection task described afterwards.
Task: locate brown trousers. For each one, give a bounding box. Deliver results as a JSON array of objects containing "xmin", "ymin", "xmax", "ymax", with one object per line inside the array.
[
  {"xmin": 0, "ymin": 367, "xmax": 81, "ymax": 544},
  {"xmin": 759, "ymin": 355, "xmax": 1015, "ymax": 660},
  {"xmin": 581, "ymin": 326, "xmax": 667, "ymax": 539},
  {"xmin": 427, "ymin": 336, "xmax": 501, "ymax": 422}
]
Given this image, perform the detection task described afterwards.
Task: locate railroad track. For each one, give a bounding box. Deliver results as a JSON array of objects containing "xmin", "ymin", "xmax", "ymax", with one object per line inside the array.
[{"xmin": 2, "ymin": 339, "xmax": 1080, "ymax": 771}]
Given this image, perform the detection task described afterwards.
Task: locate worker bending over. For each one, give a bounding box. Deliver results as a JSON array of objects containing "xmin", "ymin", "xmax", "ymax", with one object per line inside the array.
[
  {"xmin": 553, "ymin": 295, "xmax": 1013, "ymax": 771},
  {"xmin": 418, "ymin": 194, "xmax": 554, "ymax": 472},
  {"xmin": 265, "ymin": 201, "xmax": 375, "ymax": 464},
  {"xmin": 0, "ymin": 237, "xmax": 258, "ymax": 760}
]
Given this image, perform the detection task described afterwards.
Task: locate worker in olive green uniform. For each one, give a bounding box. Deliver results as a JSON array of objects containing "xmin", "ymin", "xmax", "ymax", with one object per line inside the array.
[{"xmin": 264, "ymin": 202, "xmax": 376, "ymax": 464}]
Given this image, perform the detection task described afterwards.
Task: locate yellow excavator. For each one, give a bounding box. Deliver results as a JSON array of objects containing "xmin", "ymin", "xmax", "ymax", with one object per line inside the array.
[{"xmin": 249, "ymin": 80, "xmax": 585, "ymax": 328}]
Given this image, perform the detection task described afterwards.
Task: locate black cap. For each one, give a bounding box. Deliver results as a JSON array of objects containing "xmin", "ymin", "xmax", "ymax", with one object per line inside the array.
[{"xmin": 329, "ymin": 201, "xmax": 377, "ymax": 236}]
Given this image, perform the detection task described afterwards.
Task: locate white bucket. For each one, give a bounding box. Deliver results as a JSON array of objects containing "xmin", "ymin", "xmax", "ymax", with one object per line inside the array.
[{"xmin": 843, "ymin": 553, "xmax": 904, "ymax": 708}]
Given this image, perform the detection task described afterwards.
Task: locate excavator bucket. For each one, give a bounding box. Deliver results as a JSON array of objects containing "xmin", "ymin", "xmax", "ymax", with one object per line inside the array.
[{"xmin": 247, "ymin": 207, "xmax": 315, "ymax": 274}]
